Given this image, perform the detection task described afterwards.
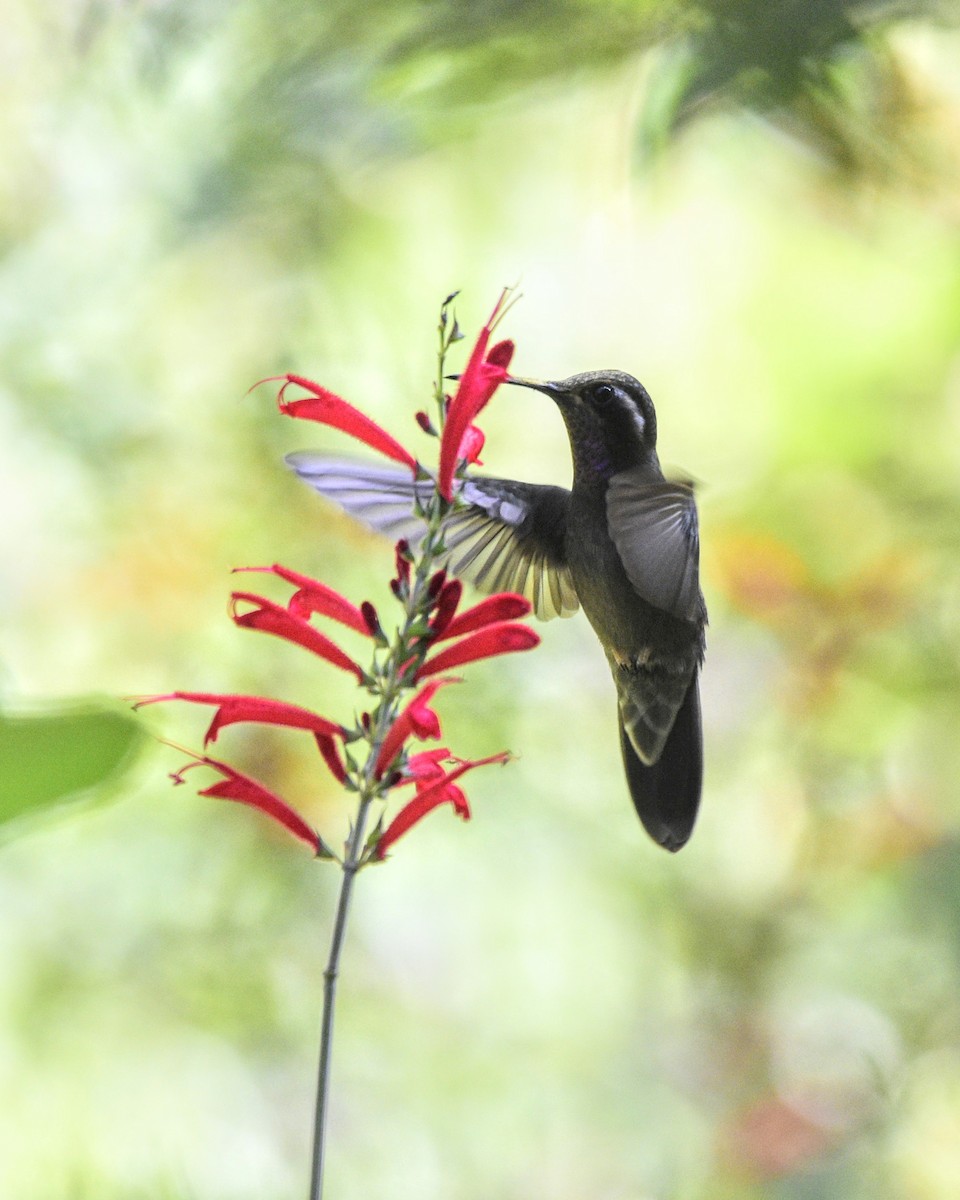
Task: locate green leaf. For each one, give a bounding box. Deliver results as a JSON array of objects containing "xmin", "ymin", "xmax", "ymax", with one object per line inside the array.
[{"xmin": 0, "ymin": 702, "xmax": 145, "ymax": 827}]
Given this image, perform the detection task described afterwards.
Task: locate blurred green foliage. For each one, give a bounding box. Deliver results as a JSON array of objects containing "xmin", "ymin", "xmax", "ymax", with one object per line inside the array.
[
  {"xmin": 4, "ymin": 0, "xmax": 960, "ymax": 1198},
  {"xmin": 0, "ymin": 704, "xmax": 143, "ymax": 828}
]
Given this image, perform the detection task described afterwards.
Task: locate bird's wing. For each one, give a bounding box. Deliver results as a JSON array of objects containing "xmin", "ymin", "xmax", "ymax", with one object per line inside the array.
[
  {"xmin": 286, "ymin": 453, "xmax": 580, "ymax": 621},
  {"xmin": 605, "ymin": 467, "xmax": 702, "ymax": 624},
  {"xmin": 286, "ymin": 455, "xmax": 431, "ymax": 542}
]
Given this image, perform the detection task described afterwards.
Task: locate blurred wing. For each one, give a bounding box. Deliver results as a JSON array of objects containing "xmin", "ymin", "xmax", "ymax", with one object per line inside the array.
[
  {"xmin": 285, "ymin": 454, "xmax": 431, "ymax": 542},
  {"xmin": 286, "ymin": 453, "xmax": 579, "ymax": 621},
  {"xmin": 606, "ymin": 467, "xmax": 702, "ymax": 623}
]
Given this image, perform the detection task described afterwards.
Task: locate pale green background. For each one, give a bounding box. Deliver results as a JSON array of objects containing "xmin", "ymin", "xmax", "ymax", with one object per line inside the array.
[{"xmin": 3, "ymin": 2, "xmax": 960, "ymax": 1197}]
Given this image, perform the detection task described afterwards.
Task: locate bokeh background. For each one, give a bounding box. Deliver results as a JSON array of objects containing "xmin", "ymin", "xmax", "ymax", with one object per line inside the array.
[{"xmin": 3, "ymin": 2, "xmax": 960, "ymax": 1197}]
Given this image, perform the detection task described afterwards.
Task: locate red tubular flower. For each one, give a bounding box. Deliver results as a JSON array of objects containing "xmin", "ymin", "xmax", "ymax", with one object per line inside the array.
[
  {"xmin": 417, "ymin": 622, "xmax": 540, "ymax": 678},
  {"xmin": 438, "ymin": 291, "xmax": 516, "ymax": 501},
  {"xmin": 171, "ymin": 756, "xmax": 320, "ymax": 852},
  {"xmin": 231, "ymin": 592, "xmax": 365, "ymax": 681},
  {"xmin": 373, "ymin": 678, "xmax": 460, "ymax": 779},
  {"xmin": 134, "ymin": 692, "xmax": 348, "ymax": 783},
  {"xmin": 429, "ymin": 578, "xmax": 463, "ymax": 638},
  {"xmin": 375, "ymin": 750, "xmax": 511, "ymax": 859},
  {"xmin": 460, "ymin": 425, "xmax": 485, "ymax": 465},
  {"xmin": 391, "ymin": 540, "xmax": 412, "ymax": 599},
  {"xmin": 415, "ymin": 410, "xmax": 436, "ymax": 436},
  {"xmin": 236, "ymin": 564, "xmax": 369, "ymax": 634},
  {"xmin": 403, "ymin": 747, "xmax": 451, "ymax": 781},
  {"xmin": 269, "ymin": 374, "xmax": 417, "ymax": 472},
  {"xmin": 435, "ymin": 592, "xmax": 532, "ymax": 641}
]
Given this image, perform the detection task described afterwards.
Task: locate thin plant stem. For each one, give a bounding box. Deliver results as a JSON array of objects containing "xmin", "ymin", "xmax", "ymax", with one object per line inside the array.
[
  {"xmin": 306, "ymin": 523, "xmax": 445, "ymax": 1200},
  {"xmin": 306, "ymin": 535, "xmax": 449, "ymax": 1197},
  {"xmin": 309, "ymin": 793, "xmax": 373, "ymax": 1200}
]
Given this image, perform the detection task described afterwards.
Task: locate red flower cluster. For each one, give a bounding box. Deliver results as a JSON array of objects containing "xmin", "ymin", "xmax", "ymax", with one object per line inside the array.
[
  {"xmin": 137, "ymin": 558, "xmax": 536, "ymax": 858},
  {"xmin": 141, "ymin": 295, "xmax": 536, "ymax": 861}
]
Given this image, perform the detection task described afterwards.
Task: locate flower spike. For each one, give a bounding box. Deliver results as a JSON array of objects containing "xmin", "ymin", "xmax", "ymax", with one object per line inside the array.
[{"xmin": 159, "ymin": 292, "xmax": 534, "ymax": 872}]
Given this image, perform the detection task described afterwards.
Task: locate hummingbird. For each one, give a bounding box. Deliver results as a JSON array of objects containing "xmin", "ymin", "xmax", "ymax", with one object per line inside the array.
[{"xmin": 286, "ymin": 370, "xmax": 706, "ymax": 851}]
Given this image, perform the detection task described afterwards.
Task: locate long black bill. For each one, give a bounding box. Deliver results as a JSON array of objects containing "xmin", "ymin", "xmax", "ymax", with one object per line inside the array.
[
  {"xmin": 503, "ymin": 375, "xmax": 564, "ymax": 397},
  {"xmin": 444, "ymin": 373, "xmax": 563, "ymax": 399}
]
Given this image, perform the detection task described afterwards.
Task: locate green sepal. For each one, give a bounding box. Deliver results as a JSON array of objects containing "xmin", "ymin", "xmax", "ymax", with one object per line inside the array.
[
  {"xmin": 358, "ymin": 818, "xmax": 386, "ymax": 867},
  {"xmin": 315, "ymin": 835, "xmax": 339, "ymax": 862},
  {"xmin": 406, "ymin": 615, "xmax": 433, "ymax": 640}
]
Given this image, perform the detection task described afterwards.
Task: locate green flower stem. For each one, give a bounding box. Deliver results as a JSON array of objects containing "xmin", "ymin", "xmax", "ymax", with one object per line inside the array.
[
  {"xmin": 308, "ymin": 329, "xmax": 457, "ymax": 1200},
  {"xmin": 309, "ymin": 791, "xmax": 372, "ymax": 1200},
  {"xmin": 307, "ymin": 547, "xmax": 441, "ymax": 1200}
]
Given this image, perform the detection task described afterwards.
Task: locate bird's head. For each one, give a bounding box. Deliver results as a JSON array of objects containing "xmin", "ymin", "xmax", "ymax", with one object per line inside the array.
[{"xmin": 505, "ymin": 370, "xmax": 658, "ymax": 483}]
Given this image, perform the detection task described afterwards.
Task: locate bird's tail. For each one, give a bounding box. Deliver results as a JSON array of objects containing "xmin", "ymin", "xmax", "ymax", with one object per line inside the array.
[{"xmin": 618, "ymin": 678, "xmax": 702, "ymax": 852}]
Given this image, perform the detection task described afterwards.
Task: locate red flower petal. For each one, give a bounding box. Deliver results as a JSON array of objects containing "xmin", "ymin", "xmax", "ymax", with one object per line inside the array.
[
  {"xmin": 438, "ymin": 292, "xmax": 516, "ymax": 501},
  {"xmin": 403, "ymin": 748, "xmax": 452, "ymax": 782},
  {"xmin": 415, "ymin": 410, "xmax": 436, "ymax": 435},
  {"xmin": 360, "ymin": 600, "xmax": 383, "ymax": 639},
  {"xmin": 271, "ymin": 374, "xmax": 417, "ymax": 471},
  {"xmin": 136, "ymin": 691, "xmax": 341, "ymax": 743},
  {"xmin": 392, "ymin": 540, "xmax": 412, "ymax": 598},
  {"xmin": 374, "ymin": 678, "xmax": 459, "ymax": 779},
  {"xmin": 135, "ymin": 692, "xmax": 347, "ymax": 782},
  {"xmin": 438, "ymin": 344, "xmax": 513, "ymax": 502},
  {"xmin": 230, "ymin": 592, "xmax": 364, "ymax": 680},
  {"xmin": 315, "ymin": 735, "xmax": 348, "ymax": 785},
  {"xmin": 435, "ymin": 592, "xmax": 532, "ymax": 641},
  {"xmin": 375, "ymin": 751, "xmax": 510, "ymax": 858},
  {"xmin": 429, "ymin": 578, "xmax": 463, "ymax": 638},
  {"xmin": 485, "ymin": 339, "xmax": 515, "ymax": 369},
  {"xmin": 459, "ymin": 424, "xmax": 485, "ymax": 465},
  {"xmin": 172, "ymin": 756, "xmax": 319, "ymax": 851},
  {"xmin": 235, "ymin": 564, "xmax": 369, "ymax": 634},
  {"xmin": 417, "ymin": 622, "xmax": 540, "ymax": 678}
]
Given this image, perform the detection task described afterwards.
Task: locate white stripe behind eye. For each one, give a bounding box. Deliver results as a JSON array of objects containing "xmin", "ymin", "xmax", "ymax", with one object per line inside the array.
[
  {"xmin": 626, "ymin": 399, "xmax": 646, "ymax": 442},
  {"xmin": 605, "ymin": 387, "xmax": 645, "ymax": 442}
]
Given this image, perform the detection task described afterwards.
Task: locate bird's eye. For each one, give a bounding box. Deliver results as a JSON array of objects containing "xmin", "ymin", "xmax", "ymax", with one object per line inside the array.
[{"xmin": 593, "ymin": 384, "xmax": 615, "ymax": 406}]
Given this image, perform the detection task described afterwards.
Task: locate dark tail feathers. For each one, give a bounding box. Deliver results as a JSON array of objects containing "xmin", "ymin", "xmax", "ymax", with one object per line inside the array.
[{"xmin": 619, "ymin": 678, "xmax": 702, "ymax": 852}]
